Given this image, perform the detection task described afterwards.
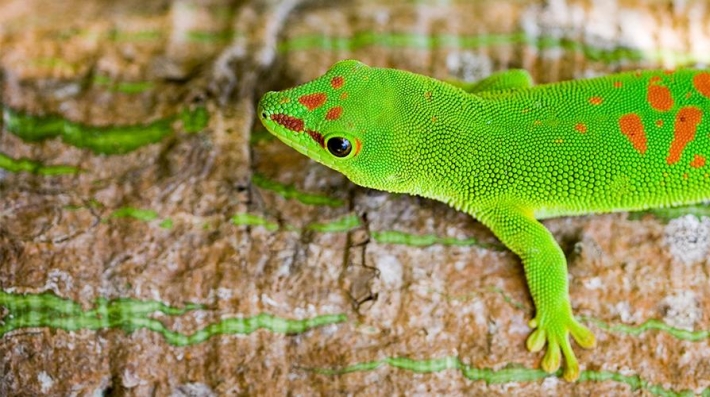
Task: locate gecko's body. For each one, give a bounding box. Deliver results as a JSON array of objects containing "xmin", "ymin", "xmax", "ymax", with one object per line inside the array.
[{"xmin": 258, "ymin": 60, "xmax": 710, "ymax": 380}]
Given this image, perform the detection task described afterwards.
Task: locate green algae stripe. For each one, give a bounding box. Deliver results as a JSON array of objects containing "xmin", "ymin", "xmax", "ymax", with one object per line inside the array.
[
  {"xmin": 313, "ymin": 356, "xmax": 549, "ymax": 382},
  {"xmin": 93, "ymin": 75, "xmax": 155, "ymax": 94},
  {"xmin": 0, "ymin": 152, "xmax": 80, "ymax": 175},
  {"xmin": 109, "ymin": 29, "xmax": 163, "ymax": 42},
  {"xmin": 583, "ymin": 317, "xmax": 710, "ymax": 342},
  {"xmin": 180, "ymin": 106, "xmax": 210, "ymax": 133},
  {"xmin": 109, "ymin": 207, "xmax": 174, "ymax": 228},
  {"xmin": 312, "ymin": 356, "xmax": 700, "ymax": 395},
  {"xmin": 578, "ymin": 370, "xmax": 697, "ymax": 397},
  {"xmin": 231, "ymin": 213, "xmax": 279, "ymax": 232},
  {"xmin": 371, "ymin": 230, "xmax": 503, "ymax": 250},
  {"xmin": 628, "ymin": 204, "xmax": 710, "ymax": 222},
  {"xmin": 277, "ymin": 32, "xmax": 507, "ymax": 52},
  {"xmin": 0, "ymin": 291, "xmax": 346, "ymax": 345},
  {"xmin": 185, "ymin": 30, "xmax": 235, "ymax": 43},
  {"xmin": 27, "ymin": 57, "xmax": 77, "ymax": 73},
  {"xmin": 4, "ymin": 105, "xmax": 210, "ymax": 154},
  {"xmin": 252, "ymin": 173, "xmax": 345, "ymax": 207},
  {"xmin": 277, "ymin": 31, "xmax": 709, "ymax": 64},
  {"xmin": 4, "ymin": 106, "xmax": 173, "ymax": 154},
  {"xmin": 231, "ymin": 213, "xmax": 360, "ymax": 233},
  {"xmin": 3, "ymin": 107, "xmax": 65, "ymax": 141},
  {"xmin": 0, "ymin": 292, "xmax": 203, "ymax": 317},
  {"xmin": 62, "ymin": 118, "xmax": 173, "ymax": 154},
  {"xmin": 110, "ymin": 207, "xmax": 159, "ymax": 222},
  {"xmin": 114, "ymin": 81, "xmax": 153, "ymax": 95},
  {"xmin": 306, "ymin": 214, "xmax": 362, "ymax": 233}
]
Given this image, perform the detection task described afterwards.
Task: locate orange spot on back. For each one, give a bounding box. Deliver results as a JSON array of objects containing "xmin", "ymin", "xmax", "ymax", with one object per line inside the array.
[
  {"xmin": 691, "ymin": 154, "xmax": 706, "ymax": 168},
  {"xmin": 618, "ymin": 113, "xmax": 647, "ymax": 154},
  {"xmin": 649, "ymin": 76, "xmax": 662, "ymax": 83},
  {"xmin": 647, "ymin": 84, "xmax": 674, "ymax": 111},
  {"xmin": 298, "ymin": 93, "xmax": 327, "ymax": 111},
  {"xmin": 575, "ymin": 123, "xmax": 587, "ymax": 133},
  {"xmin": 325, "ymin": 106, "xmax": 343, "ymax": 121},
  {"xmin": 331, "ymin": 76, "xmax": 344, "ymax": 89},
  {"xmin": 655, "ymin": 119, "xmax": 664, "ymax": 127},
  {"xmin": 693, "ymin": 72, "xmax": 710, "ymax": 98},
  {"xmin": 589, "ymin": 96, "xmax": 603, "ymax": 105},
  {"xmin": 667, "ymin": 106, "xmax": 703, "ymax": 165},
  {"xmin": 613, "ymin": 81, "xmax": 623, "ymax": 88}
]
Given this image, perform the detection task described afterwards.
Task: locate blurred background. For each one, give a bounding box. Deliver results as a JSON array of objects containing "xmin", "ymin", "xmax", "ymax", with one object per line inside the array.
[{"xmin": 1, "ymin": 0, "xmax": 709, "ymax": 395}]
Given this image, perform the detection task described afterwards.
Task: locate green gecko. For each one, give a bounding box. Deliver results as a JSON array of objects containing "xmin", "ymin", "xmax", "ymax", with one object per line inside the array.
[{"xmin": 257, "ymin": 60, "xmax": 710, "ymax": 381}]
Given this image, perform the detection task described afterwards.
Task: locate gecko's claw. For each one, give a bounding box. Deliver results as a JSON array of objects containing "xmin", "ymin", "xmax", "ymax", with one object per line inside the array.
[{"xmin": 526, "ymin": 309, "xmax": 596, "ymax": 381}]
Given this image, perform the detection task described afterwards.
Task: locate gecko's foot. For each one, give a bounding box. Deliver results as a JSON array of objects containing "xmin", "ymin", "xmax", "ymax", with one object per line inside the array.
[{"xmin": 525, "ymin": 309, "xmax": 596, "ymax": 381}]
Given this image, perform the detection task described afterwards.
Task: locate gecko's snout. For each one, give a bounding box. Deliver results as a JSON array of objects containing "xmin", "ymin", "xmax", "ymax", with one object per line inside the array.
[
  {"xmin": 257, "ymin": 91, "xmax": 308, "ymax": 136},
  {"xmin": 257, "ymin": 91, "xmax": 279, "ymax": 121}
]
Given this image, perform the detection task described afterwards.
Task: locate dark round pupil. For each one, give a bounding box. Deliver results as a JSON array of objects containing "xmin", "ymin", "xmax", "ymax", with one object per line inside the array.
[{"xmin": 327, "ymin": 137, "xmax": 352, "ymax": 157}]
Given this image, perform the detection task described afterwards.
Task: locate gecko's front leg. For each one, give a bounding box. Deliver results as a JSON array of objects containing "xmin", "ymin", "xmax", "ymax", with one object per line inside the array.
[{"xmin": 476, "ymin": 202, "xmax": 596, "ymax": 381}]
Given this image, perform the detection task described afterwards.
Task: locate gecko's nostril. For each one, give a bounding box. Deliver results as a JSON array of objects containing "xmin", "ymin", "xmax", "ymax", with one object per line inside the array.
[{"xmin": 261, "ymin": 112, "xmax": 267, "ymax": 119}]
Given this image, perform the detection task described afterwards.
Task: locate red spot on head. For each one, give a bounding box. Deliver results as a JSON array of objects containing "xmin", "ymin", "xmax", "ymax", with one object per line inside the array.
[
  {"xmin": 690, "ymin": 154, "xmax": 706, "ymax": 169},
  {"xmin": 618, "ymin": 113, "xmax": 647, "ymax": 154},
  {"xmin": 613, "ymin": 81, "xmax": 623, "ymax": 88},
  {"xmin": 306, "ymin": 129, "xmax": 325, "ymax": 148},
  {"xmin": 647, "ymin": 84, "xmax": 674, "ymax": 111},
  {"xmin": 667, "ymin": 106, "xmax": 703, "ymax": 165},
  {"xmin": 331, "ymin": 76, "xmax": 344, "ymax": 89},
  {"xmin": 325, "ymin": 106, "xmax": 343, "ymax": 121},
  {"xmin": 589, "ymin": 96, "xmax": 603, "ymax": 105},
  {"xmin": 693, "ymin": 72, "xmax": 710, "ymax": 99},
  {"xmin": 298, "ymin": 93, "xmax": 327, "ymax": 111},
  {"xmin": 575, "ymin": 123, "xmax": 587, "ymax": 133},
  {"xmin": 270, "ymin": 114, "xmax": 304, "ymax": 132}
]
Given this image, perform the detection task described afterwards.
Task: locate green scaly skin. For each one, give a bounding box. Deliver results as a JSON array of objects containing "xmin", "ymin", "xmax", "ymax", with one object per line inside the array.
[{"xmin": 257, "ymin": 60, "xmax": 710, "ymax": 381}]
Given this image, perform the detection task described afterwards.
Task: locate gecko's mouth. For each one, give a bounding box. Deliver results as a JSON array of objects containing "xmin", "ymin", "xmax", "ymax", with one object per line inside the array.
[{"xmin": 257, "ymin": 97, "xmax": 326, "ymax": 163}]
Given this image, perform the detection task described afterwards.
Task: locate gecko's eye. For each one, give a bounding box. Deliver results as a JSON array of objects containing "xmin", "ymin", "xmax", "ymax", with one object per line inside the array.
[{"xmin": 326, "ymin": 137, "xmax": 352, "ymax": 157}]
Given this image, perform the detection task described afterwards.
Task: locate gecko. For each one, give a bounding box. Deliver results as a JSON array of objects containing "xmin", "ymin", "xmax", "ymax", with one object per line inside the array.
[{"xmin": 257, "ymin": 60, "xmax": 710, "ymax": 381}]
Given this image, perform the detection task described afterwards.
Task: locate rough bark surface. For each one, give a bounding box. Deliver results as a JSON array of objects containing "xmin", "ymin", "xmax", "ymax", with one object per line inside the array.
[{"xmin": 1, "ymin": 0, "xmax": 710, "ymax": 395}]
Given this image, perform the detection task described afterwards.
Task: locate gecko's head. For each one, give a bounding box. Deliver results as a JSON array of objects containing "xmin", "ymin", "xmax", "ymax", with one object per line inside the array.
[{"xmin": 258, "ymin": 59, "xmax": 421, "ymax": 192}]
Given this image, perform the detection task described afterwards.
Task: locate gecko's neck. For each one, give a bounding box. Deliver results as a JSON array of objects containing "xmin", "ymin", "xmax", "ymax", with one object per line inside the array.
[{"xmin": 405, "ymin": 87, "xmax": 497, "ymax": 216}]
